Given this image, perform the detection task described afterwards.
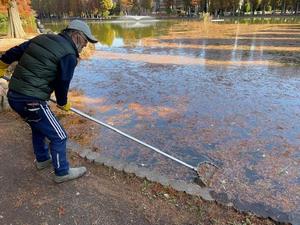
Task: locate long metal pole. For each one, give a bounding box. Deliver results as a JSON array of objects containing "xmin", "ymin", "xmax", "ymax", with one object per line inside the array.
[
  {"xmin": 70, "ymin": 107, "xmax": 198, "ymax": 171},
  {"xmin": 66, "ymin": 105, "xmax": 218, "ymax": 170}
]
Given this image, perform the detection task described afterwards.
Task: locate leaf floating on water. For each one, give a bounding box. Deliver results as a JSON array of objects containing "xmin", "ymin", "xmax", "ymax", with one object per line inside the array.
[
  {"xmin": 278, "ymin": 164, "xmax": 291, "ymax": 176},
  {"xmin": 58, "ymin": 206, "xmax": 65, "ymax": 217}
]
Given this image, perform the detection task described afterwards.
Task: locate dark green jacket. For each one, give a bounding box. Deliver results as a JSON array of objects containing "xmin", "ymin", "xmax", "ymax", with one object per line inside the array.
[{"xmin": 9, "ymin": 34, "xmax": 77, "ymax": 100}]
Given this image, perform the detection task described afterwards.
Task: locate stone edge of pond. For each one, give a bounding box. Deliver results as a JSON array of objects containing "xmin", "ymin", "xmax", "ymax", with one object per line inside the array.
[
  {"xmin": 67, "ymin": 141, "xmax": 214, "ymax": 201},
  {"xmin": 67, "ymin": 141, "xmax": 296, "ymax": 225}
]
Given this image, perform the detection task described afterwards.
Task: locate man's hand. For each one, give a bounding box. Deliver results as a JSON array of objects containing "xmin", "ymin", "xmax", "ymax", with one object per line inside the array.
[
  {"xmin": 57, "ymin": 101, "xmax": 71, "ymax": 112},
  {"xmin": 0, "ymin": 60, "xmax": 9, "ymax": 78}
]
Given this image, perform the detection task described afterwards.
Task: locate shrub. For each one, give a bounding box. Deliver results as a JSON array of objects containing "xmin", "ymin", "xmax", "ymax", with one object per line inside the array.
[
  {"xmin": 102, "ymin": 11, "xmax": 110, "ymax": 18},
  {"xmin": 0, "ymin": 13, "xmax": 7, "ymax": 23},
  {"xmin": 165, "ymin": 7, "xmax": 172, "ymax": 15}
]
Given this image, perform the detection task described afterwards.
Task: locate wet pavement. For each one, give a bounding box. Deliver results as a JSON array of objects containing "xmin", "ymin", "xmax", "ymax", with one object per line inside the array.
[{"xmin": 47, "ymin": 19, "xmax": 300, "ymax": 223}]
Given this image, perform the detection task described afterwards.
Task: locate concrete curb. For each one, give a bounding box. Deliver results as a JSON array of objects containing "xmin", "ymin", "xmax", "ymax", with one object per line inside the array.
[{"xmin": 67, "ymin": 141, "xmax": 215, "ymax": 202}]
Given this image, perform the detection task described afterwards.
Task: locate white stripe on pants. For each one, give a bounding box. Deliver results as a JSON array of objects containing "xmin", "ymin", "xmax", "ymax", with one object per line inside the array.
[{"xmin": 40, "ymin": 104, "xmax": 66, "ymax": 140}]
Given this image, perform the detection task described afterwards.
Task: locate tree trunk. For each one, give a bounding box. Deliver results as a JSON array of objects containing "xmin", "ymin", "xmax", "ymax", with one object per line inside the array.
[
  {"xmin": 281, "ymin": 0, "xmax": 286, "ymax": 14},
  {"xmin": 272, "ymin": 0, "xmax": 276, "ymax": 14},
  {"xmin": 242, "ymin": 0, "xmax": 246, "ymax": 15},
  {"xmin": 204, "ymin": 0, "xmax": 208, "ymax": 13},
  {"xmin": 251, "ymin": 2, "xmax": 255, "ymax": 15},
  {"xmin": 7, "ymin": 0, "xmax": 26, "ymax": 38}
]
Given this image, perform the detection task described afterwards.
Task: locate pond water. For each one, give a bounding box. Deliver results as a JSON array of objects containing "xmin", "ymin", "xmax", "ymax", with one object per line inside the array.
[{"xmin": 45, "ymin": 18, "xmax": 300, "ymax": 223}]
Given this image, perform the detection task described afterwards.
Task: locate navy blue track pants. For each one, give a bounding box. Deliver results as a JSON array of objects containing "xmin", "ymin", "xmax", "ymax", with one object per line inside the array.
[{"xmin": 7, "ymin": 90, "xmax": 69, "ymax": 176}]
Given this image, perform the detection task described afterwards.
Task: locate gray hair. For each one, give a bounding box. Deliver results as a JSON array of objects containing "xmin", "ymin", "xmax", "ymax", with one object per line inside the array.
[{"xmin": 63, "ymin": 29, "xmax": 83, "ymax": 38}]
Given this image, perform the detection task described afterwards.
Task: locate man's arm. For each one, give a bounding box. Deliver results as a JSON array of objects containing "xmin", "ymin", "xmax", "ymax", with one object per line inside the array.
[
  {"xmin": 55, "ymin": 54, "xmax": 77, "ymax": 107},
  {"xmin": 0, "ymin": 40, "xmax": 31, "ymax": 64}
]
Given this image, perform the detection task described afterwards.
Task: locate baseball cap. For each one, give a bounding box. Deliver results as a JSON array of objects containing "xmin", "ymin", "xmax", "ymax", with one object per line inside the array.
[{"xmin": 67, "ymin": 20, "xmax": 97, "ymax": 43}]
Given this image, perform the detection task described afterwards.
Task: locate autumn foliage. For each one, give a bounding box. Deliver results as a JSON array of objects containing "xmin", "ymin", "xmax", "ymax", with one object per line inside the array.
[{"xmin": 0, "ymin": 0, "xmax": 32, "ymax": 16}]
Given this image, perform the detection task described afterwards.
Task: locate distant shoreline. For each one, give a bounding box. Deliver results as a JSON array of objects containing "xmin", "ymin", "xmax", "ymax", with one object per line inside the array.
[
  {"xmin": 213, "ymin": 14, "xmax": 300, "ymax": 19},
  {"xmin": 37, "ymin": 14, "xmax": 300, "ymax": 22}
]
